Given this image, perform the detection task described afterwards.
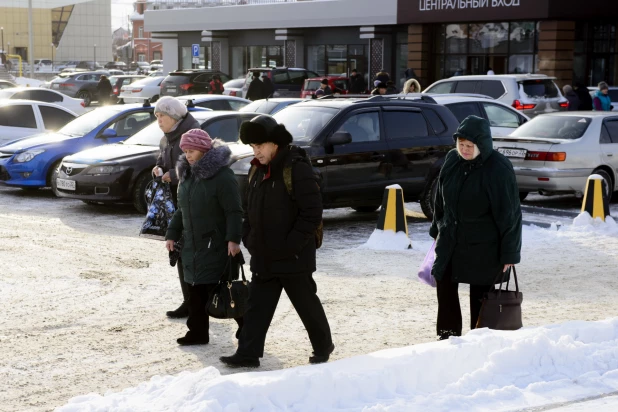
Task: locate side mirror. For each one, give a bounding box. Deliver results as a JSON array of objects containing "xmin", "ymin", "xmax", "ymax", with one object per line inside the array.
[
  {"xmin": 328, "ymin": 131, "xmax": 352, "ymax": 146},
  {"xmin": 100, "ymin": 128, "xmax": 117, "ymax": 138}
]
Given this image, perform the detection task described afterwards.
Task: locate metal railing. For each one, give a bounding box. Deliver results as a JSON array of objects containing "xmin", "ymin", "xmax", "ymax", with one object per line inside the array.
[{"xmin": 145, "ymin": 0, "xmax": 328, "ymax": 10}]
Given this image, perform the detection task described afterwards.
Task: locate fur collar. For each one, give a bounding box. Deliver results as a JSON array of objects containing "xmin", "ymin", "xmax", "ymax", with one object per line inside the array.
[{"xmin": 176, "ymin": 139, "xmax": 231, "ymax": 182}]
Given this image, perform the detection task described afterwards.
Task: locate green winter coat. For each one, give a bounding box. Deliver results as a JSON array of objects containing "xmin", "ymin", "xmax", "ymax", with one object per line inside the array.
[
  {"xmin": 429, "ymin": 115, "xmax": 522, "ymax": 285},
  {"xmin": 165, "ymin": 140, "xmax": 243, "ymax": 285}
]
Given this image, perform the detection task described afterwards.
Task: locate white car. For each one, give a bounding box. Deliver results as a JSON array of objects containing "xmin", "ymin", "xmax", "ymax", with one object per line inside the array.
[
  {"xmin": 222, "ymin": 78, "xmax": 245, "ymax": 97},
  {"xmin": 177, "ymin": 94, "xmax": 250, "ymax": 111},
  {"xmin": 0, "ymin": 100, "xmax": 78, "ymax": 145},
  {"xmin": 34, "ymin": 59, "xmax": 53, "ymax": 72},
  {"xmin": 428, "ymin": 94, "xmax": 530, "ymax": 137},
  {"xmin": 119, "ymin": 76, "xmax": 165, "ymax": 104},
  {"xmin": 0, "ymin": 87, "xmax": 87, "ymax": 115}
]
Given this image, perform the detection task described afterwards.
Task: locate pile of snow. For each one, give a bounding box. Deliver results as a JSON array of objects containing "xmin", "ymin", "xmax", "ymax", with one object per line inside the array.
[
  {"xmin": 58, "ymin": 318, "xmax": 618, "ymax": 412},
  {"xmin": 13, "ymin": 77, "xmax": 44, "ymax": 87},
  {"xmin": 361, "ymin": 228, "xmax": 412, "ymax": 250},
  {"xmin": 571, "ymin": 212, "xmax": 618, "ymax": 235}
]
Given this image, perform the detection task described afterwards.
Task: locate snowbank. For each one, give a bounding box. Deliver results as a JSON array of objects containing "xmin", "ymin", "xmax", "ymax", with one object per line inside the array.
[
  {"xmin": 361, "ymin": 229, "xmax": 411, "ymax": 250},
  {"xmin": 57, "ymin": 318, "xmax": 618, "ymax": 412},
  {"xmin": 571, "ymin": 212, "xmax": 618, "ymax": 235}
]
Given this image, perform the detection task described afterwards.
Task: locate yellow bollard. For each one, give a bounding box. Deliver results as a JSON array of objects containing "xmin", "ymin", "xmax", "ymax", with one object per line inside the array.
[
  {"xmin": 581, "ymin": 174, "xmax": 610, "ymax": 221},
  {"xmin": 376, "ymin": 184, "xmax": 411, "ymax": 248}
]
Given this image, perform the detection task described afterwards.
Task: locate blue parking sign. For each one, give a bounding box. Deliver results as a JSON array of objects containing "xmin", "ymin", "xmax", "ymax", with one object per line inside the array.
[{"xmin": 192, "ymin": 44, "xmax": 200, "ymax": 57}]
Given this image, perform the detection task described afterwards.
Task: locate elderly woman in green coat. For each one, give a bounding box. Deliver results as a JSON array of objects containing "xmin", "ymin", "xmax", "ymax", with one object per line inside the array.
[
  {"xmin": 165, "ymin": 128, "xmax": 244, "ymax": 346},
  {"xmin": 429, "ymin": 115, "xmax": 522, "ymax": 340}
]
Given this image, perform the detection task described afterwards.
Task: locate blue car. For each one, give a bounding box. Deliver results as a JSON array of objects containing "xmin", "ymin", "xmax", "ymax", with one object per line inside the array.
[{"xmin": 0, "ymin": 104, "xmax": 158, "ymax": 191}]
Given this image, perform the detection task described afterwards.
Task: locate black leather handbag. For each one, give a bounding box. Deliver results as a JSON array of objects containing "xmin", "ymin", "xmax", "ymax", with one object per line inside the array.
[
  {"xmin": 476, "ymin": 266, "xmax": 523, "ymax": 330},
  {"xmin": 206, "ymin": 252, "xmax": 249, "ymax": 319}
]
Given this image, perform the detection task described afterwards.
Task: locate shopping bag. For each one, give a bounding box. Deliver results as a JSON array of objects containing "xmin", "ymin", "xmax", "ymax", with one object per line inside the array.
[
  {"xmin": 417, "ymin": 241, "xmax": 437, "ymax": 287},
  {"xmin": 139, "ymin": 178, "xmax": 176, "ymax": 240}
]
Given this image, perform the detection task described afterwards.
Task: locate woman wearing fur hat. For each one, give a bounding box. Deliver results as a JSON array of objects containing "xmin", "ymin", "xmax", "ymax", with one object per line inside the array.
[
  {"xmin": 165, "ymin": 128, "xmax": 244, "ymax": 345},
  {"xmin": 152, "ymin": 96, "xmax": 200, "ymax": 319},
  {"xmin": 429, "ymin": 115, "xmax": 522, "ymax": 340},
  {"xmin": 402, "ymin": 78, "xmax": 422, "ymax": 94},
  {"xmin": 220, "ymin": 115, "xmax": 333, "ymax": 368}
]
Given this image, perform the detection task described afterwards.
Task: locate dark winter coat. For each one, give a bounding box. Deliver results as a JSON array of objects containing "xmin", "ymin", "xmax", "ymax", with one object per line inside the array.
[
  {"xmin": 575, "ymin": 84, "xmax": 593, "ymax": 111},
  {"xmin": 155, "ymin": 113, "xmax": 200, "ymax": 193},
  {"xmin": 322, "ymin": 86, "xmax": 333, "ymax": 96},
  {"xmin": 564, "ymin": 90, "xmax": 580, "ymax": 111},
  {"xmin": 429, "ymin": 115, "xmax": 522, "ymax": 286},
  {"xmin": 209, "ymin": 79, "xmax": 224, "ymax": 94},
  {"xmin": 165, "ymin": 141, "xmax": 243, "ymax": 285},
  {"xmin": 96, "ymin": 78, "xmax": 113, "ymax": 101},
  {"xmin": 262, "ymin": 77, "xmax": 275, "ymax": 99},
  {"xmin": 349, "ymin": 74, "xmax": 365, "ymax": 94},
  {"xmin": 242, "ymin": 145, "xmax": 322, "ymax": 277},
  {"xmin": 246, "ymin": 78, "xmax": 265, "ymax": 101},
  {"xmin": 593, "ymin": 91, "xmax": 612, "ymax": 111}
]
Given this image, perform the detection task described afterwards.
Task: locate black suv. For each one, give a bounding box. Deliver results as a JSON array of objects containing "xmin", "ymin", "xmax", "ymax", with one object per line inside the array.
[
  {"xmin": 160, "ymin": 70, "xmax": 231, "ymax": 97},
  {"xmin": 231, "ymin": 95, "xmax": 460, "ymax": 219}
]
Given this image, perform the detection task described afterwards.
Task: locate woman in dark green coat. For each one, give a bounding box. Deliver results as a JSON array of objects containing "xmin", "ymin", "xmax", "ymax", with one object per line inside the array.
[
  {"xmin": 165, "ymin": 129, "xmax": 244, "ymax": 346},
  {"xmin": 429, "ymin": 115, "xmax": 522, "ymax": 340}
]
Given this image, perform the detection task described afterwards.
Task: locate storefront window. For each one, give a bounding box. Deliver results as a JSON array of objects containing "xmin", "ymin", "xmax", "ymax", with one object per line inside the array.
[
  {"xmin": 307, "ymin": 44, "xmax": 368, "ymax": 78},
  {"xmin": 470, "ymin": 23, "xmax": 509, "ymax": 54},
  {"xmin": 248, "ymin": 46, "xmax": 282, "ymax": 69},
  {"xmin": 231, "ymin": 46, "xmax": 246, "ymax": 79},
  {"xmin": 395, "ymin": 32, "xmax": 408, "ymax": 89},
  {"xmin": 327, "ymin": 45, "xmax": 347, "ymax": 76},
  {"xmin": 508, "ymin": 55, "xmax": 534, "ymax": 74},
  {"xmin": 181, "ymin": 46, "xmax": 209, "ymax": 70},
  {"xmin": 573, "ymin": 22, "xmax": 618, "ymax": 86},
  {"xmin": 446, "ymin": 24, "xmax": 468, "ymax": 54},
  {"xmin": 307, "ymin": 45, "xmax": 326, "ymax": 76},
  {"xmin": 510, "ymin": 22, "xmax": 536, "ymax": 54}
]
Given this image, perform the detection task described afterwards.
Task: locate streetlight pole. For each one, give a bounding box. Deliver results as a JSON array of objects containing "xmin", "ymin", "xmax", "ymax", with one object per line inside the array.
[
  {"xmin": 51, "ymin": 43, "xmax": 54, "ymax": 71},
  {"xmin": 94, "ymin": 44, "xmax": 96, "ymax": 69},
  {"xmin": 28, "ymin": 0, "xmax": 35, "ymax": 78},
  {"xmin": 1, "ymin": 27, "xmax": 4, "ymax": 58}
]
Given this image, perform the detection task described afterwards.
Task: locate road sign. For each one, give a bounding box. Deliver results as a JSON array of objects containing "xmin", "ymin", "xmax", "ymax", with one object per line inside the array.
[
  {"xmin": 192, "ymin": 44, "xmax": 200, "ymax": 57},
  {"xmin": 192, "ymin": 57, "xmax": 200, "ymax": 64}
]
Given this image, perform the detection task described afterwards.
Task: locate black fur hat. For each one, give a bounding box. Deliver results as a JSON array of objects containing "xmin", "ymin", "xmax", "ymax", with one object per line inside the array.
[{"xmin": 239, "ymin": 115, "xmax": 293, "ymax": 146}]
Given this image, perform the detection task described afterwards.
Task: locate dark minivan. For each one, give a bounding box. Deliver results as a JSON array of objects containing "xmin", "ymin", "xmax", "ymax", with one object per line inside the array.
[
  {"xmin": 160, "ymin": 70, "xmax": 231, "ymax": 97},
  {"xmin": 242, "ymin": 67, "xmax": 319, "ymax": 98}
]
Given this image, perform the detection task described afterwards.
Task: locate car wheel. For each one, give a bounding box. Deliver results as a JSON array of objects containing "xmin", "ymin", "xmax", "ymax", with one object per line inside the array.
[
  {"xmin": 77, "ymin": 91, "xmax": 91, "ymax": 107},
  {"xmin": 49, "ymin": 161, "xmax": 62, "ymax": 196},
  {"xmin": 592, "ymin": 169, "xmax": 613, "ymax": 199},
  {"xmin": 132, "ymin": 172, "xmax": 152, "ymax": 214},
  {"xmin": 150, "ymin": 95, "xmax": 159, "ymax": 103},
  {"xmin": 519, "ymin": 192, "xmax": 529, "ymax": 202},
  {"xmin": 352, "ymin": 206, "xmax": 380, "ymax": 213},
  {"xmin": 420, "ymin": 172, "xmax": 439, "ymax": 221}
]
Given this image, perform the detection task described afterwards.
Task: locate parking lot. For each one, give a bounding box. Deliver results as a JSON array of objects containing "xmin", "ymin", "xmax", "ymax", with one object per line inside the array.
[{"xmin": 2, "ymin": 184, "xmax": 618, "ymax": 411}]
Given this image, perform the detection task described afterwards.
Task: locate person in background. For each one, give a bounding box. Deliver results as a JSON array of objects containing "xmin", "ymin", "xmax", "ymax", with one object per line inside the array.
[
  {"xmin": 574, "ymin": 82, "xmax": 593, "ymax": 110},
  {"xmin": 429, "ymin": 115, "xmax": 522, "ymax": 341},
  {"xmin": 403, "ymin": 78, "xmax": 422, "ymax": 94},
  {"xmin": 261, "ymin": 73, "xmax": 275, "ymax": 99},
  {"xmin": 371, "ymin": 82, "xmax": 388, "ymax": 96},
  {"xmin": 319, "ymin": 79, "xmax": 333, "ymax": 96},
  {"xmin": 208, "ymin": 74, "xmax": 224, "ymax": 95},
  {"xmin": 375, "ymin": 70, "xmax": 390, "ymax": 85},
  {"xmin": 487, "ymin": 67, "xmax": 495, "ymax": 75},
  {"xmin": 246, "ymin": 71, "xmax": 265, "ymax": 101},
  {"xmin": 220, "ymin": 115, "xmax": 333, "ymax": 368},
  {"xmin": 453, "ymin": 68, "xmax": 464, "ymax": 77},
  {"xmin": 349, "ymin": 69, "xmax": 365, "ymax": 94},
  {"xmin": 562, "ymin": 85, "xmax": 580, "ymax": 111},
  {"xmin": 385, "ymin": 80, "xmax": 399, "ymax": 95},
  {"xmin": 96, "ymin": 75, "xmax": 113, "ymax": 105},
  {"xmin": 151, "ymin": 96, "xmax": 200, "ymax": 319},
  {"xmin": 593, "ymin": 82, "xmax": 613, "ymax": 111},
  {"xmin": 165, "ymin": 128, "xmax": 244, "ymax": 346}
]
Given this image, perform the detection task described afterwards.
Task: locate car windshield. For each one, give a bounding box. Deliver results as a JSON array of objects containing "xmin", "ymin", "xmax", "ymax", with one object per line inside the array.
[
  {"xmin": 273, "ymin": 106, "xmax": 338, "ymax": 142},
  {"xmin": 240, "ymin": 100, "xmax": 279, "ymax": 114},
  {"xmin": 510, "ymin": 116, "xmax": 592, "ymax": 140},
  {"xmin": 58, "ymin": 107, "xmax": 123, "ymax": 136},
  {"xmin": 122, "ymin": 121, "xmax": 163, "ymax": 146},
  {"xmin": 519, "ymin": 80, "xmax": 559, "ymax": 98}
]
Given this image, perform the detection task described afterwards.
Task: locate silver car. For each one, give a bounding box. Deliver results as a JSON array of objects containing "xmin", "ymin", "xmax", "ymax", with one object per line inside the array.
[{"xmin": 493, "ymin": 112, "xmax": 618, "ymax": 200}]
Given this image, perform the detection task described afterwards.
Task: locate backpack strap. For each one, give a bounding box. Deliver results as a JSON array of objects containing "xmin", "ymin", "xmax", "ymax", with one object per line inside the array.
[{"xmin": 248, "ymin": 164, "xmax": 258, "ymax": 188}]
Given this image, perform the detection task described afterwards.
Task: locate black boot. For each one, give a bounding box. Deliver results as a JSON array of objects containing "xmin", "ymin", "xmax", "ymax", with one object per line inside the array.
[
  {"xmin": 167, "ymin": 262, "xmax": 190, "ymax": 318},
  {"xmin": 437, "ymin": 330, "xmax": 460, "ymax": 341},
  {"xmin": 220, "ymin": 353, "xmax": 260, "ymax": 368},
  {"xmin": 177, "ymin": 332, "xmax": 209, "ymax": 346},
  {"xmin": 309, "ymin": 343, "xmax": 335, "ymax": 364}
]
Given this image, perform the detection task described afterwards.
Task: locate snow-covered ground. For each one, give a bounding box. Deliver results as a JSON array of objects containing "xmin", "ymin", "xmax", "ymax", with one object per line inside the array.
[{"xmin": 1, "ymin": 187, "xmax": 618, "ymax": 411}]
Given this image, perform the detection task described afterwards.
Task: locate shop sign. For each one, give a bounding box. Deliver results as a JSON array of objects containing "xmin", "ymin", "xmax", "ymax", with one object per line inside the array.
[{"xmin": 419, "ymin": 0, "xmax": 521, "ymax": 11}]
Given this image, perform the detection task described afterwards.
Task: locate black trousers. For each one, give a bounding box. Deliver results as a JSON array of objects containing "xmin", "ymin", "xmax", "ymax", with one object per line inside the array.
[
  {"xmin": 237, "ymin": 273, "xmax": 333, "ymax": 358},
  {"xmin": 186, "ymin": 283, "xmax": 243, "ymax": 340},
  {"xmin": 436, "ymin": 262, "xmax": 492, "ymax": 337}
]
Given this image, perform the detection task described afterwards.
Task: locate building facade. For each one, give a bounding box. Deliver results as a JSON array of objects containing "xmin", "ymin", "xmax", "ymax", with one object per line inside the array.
[
  {"xmin": 144, "ymin": 0, "xmax": 617, "ymax": 89},
  {"xmin": 131, "ymin": 0, "xmax": 162, "ymax": 63}
]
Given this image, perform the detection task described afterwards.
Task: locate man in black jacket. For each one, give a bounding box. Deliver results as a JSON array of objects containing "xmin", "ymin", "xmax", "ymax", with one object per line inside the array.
[
  {"xmin": 349, "ymin": 69, "xmax": 365, "ymax": 94},
  {"xmin": 220, "ymin": 115, "xmax": 334, "ymax": 368},
  {"xmin": 246, "ymin": 71, "xmax": 265, "ymax": 101},
  {"xmin": 151, "ymin": 96, "xmax": 200, "ymax": 319}
]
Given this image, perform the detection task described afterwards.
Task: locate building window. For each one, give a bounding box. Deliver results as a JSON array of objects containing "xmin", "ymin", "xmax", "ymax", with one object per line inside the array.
[
  {"xmin": 306, "ymin": 44, "xmax": 368, "ymax": 78},
  {"xmin": 138, "ymin": 26, "xmax": 143, "ymax": 38},
  {"xmin": 153, "ymin": 51, "xmax": 161, "ymax": 60},
  {"xmin": 181, "ymin": 46, "xmax": 211, "ymax": 69},
  {"xmin": 573, "ymin": 22, "xmax": 617, "ymax": 86},
  {"xmin": 395, "ymin": 32, "xmax": 408, "ymax": 90},
  {"xmin": 230, "ymin": 46, "xmax": 283, "ymax": 80},
  {"xmin": 433, "ymin": 22, "xmax": 538, "ymax": 80},
  {"xmin": 138, "ymin": 54, "xmax": 145, "ymax": 62}
]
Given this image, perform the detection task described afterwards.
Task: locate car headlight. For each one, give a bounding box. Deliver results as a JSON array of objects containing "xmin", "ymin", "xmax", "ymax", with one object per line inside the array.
[
  {"xmin": 85, "ymin": 165, "xmax": 128, "ymax": 175},
  {"xmin": 14, "ymin": 150, "xmax": 45, "ymax": 163}
]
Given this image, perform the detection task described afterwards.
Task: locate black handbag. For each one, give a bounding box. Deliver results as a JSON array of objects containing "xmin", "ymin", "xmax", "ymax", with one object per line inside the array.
[
  {"xmin": 206, "ymin": 253, "xmax": 249, "ymax": 319},
  {"xmin": 476, "ymin": 266, "xmax": 523, "ymax": 330}
]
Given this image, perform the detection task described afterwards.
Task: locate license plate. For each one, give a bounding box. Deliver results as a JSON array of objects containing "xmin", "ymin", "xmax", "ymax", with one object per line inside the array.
[
  {"xmin": 56, "ymin": 178, "xmax": 76, "ymax": 191},
  {"xmin": 166, "ymin": 87, "xmax": 176, "ymax": 93},
  {"xmin": 497, "ymin": 148, "xmax": 527, "ymax": 159}
]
